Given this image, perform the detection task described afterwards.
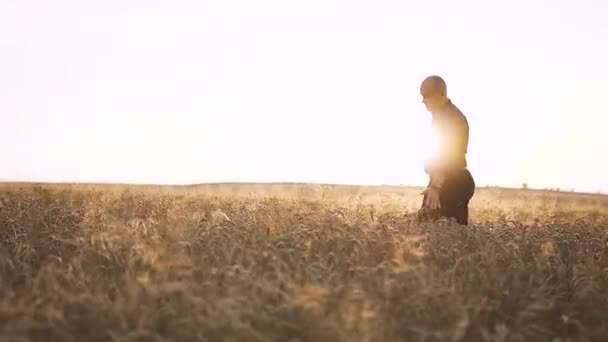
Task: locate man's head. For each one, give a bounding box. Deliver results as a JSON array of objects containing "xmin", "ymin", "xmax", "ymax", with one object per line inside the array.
[{"xmin": 420, "ymin": 75, "xmax": 448, "ymax": 113}]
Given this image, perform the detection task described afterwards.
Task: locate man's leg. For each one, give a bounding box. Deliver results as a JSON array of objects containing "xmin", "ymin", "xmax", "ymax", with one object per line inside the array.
[
  {"xmin": 438, "ymin": 169, "xmax": 475, "ymax": 225},
  {"xmin": 418, "ymin": 170, "xmax": 475, "ymax": 224},
  {"xmin": 461, "ymin": 169, "xmax": 475, "ymax": 224},
  {"xmin": 440, "ymin": 201, "xmax": 469, "ymax": 224},
  {"xmin": 463, "ymin": 169, "xmax": 475, "ymax": 203},
  {"xmin": 418, "ymin": 177, "xmax": 461, "ymax": 223}
]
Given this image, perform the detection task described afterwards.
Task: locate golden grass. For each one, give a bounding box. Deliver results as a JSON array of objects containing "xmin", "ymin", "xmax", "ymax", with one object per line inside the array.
[{"xmin": 1, "ymin": 182, "xmax": 607, "ymax": 341}]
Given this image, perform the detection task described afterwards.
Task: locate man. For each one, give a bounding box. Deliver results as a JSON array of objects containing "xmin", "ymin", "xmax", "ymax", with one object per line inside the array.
[{"xmin": 417, "ymin": 75, "xmax": 475, "ymax": 225}]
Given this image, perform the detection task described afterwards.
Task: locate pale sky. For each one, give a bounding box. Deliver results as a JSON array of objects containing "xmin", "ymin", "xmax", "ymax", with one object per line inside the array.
[{"xmin": 1, "ymin": 0, "xmax": 607, "ymax": 192}]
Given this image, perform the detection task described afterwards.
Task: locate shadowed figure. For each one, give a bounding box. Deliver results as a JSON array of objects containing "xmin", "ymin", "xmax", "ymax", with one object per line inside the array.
[{"xmin": 417, "ymin": 75, "xmax": 475, "ymax": 225}]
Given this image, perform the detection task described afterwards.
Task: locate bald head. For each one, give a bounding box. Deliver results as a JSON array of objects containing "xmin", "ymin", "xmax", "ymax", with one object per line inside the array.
[
  {"xmin": 420, "ymin": 75, "xmax": 449, "ymax": 113},
  {"xmin": 420, "ymin": 75, "xmax": 447, "ymax": 98}
]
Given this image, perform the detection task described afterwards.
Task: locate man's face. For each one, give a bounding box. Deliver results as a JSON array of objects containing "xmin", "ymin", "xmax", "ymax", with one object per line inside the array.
[{"xmin": 422, "ymin": 94, "xmax": 443, "ymax": 113}]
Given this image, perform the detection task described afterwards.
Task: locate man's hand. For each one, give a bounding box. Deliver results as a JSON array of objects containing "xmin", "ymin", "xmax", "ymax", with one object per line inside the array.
[
  {"xmin": 423, "ymin": 185, "xmax": 441, "ymax": 210},
  {"xmin": 421, "ymin": 173, "xmax": 444, "ymax": 210}
]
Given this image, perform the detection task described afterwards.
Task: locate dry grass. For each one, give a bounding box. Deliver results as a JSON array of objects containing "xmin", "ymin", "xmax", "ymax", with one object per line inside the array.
[{"xmin": 1, "ymin": 182, "xmax": 608, "ymax": 342}]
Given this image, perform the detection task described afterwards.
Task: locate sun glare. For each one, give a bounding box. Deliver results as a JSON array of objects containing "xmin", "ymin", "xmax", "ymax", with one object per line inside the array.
[{"xmin": 419, "ymin": 124, "xmax": 441, "ymax": 163}]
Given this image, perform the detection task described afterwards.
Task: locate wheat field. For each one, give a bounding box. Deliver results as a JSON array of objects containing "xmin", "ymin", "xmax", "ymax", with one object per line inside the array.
[{"xmin": 1, "ymin": 182, "xmax": 607, "ymax": 342}]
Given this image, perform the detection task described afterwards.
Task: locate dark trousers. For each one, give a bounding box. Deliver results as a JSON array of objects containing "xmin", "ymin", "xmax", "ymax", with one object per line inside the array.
[{"xmin": 419, "ymin": 169, "xmax": 475, "ymax": 225}]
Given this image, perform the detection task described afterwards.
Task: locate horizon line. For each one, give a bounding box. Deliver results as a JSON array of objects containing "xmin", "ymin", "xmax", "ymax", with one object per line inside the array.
[{"xmin": 0, "ymin": 179, "xmax": 604, "ymax": 196}]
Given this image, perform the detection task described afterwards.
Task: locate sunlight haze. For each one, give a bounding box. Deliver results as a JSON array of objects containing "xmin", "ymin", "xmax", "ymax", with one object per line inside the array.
[{"xmin": 1, "ymin": 0, "xmax": 607, "ymax": 192}]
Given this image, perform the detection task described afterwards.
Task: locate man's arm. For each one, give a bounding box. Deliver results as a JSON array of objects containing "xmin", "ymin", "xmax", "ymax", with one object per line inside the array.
[{"xmin": 424, "ymin": 114, "xmax": 468, "ymax": 187}]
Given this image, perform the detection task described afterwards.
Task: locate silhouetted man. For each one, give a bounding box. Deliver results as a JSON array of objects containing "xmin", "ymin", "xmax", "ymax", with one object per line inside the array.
[{"xmin": 417, "ymin": 75, "xmax": 475, "ymax": 225}]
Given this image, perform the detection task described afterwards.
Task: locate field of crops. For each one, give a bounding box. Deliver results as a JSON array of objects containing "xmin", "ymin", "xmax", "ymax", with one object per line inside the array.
[{"xmin": 1, "ymin": 182, "xmax": 607, "ymax": 341}]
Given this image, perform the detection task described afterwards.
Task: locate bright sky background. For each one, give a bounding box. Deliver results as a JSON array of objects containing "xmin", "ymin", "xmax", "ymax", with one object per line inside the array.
[{"xmin": 1, "ymin": 0, "xmax": 607, "ymax": 192}]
